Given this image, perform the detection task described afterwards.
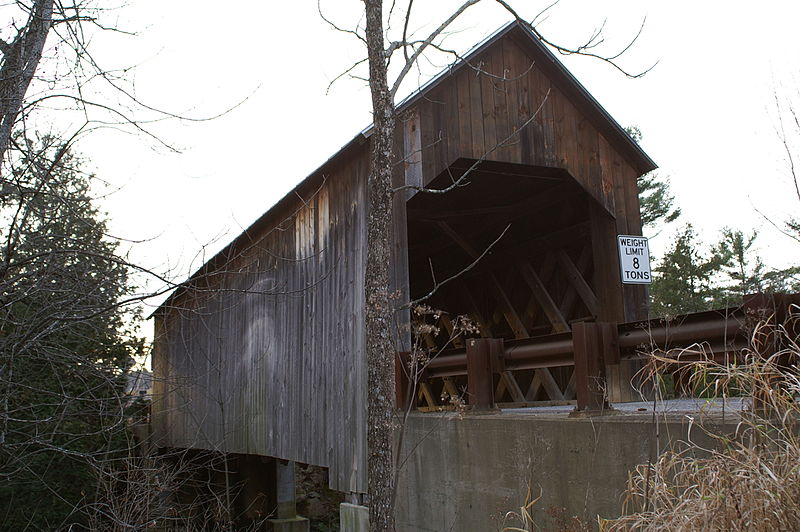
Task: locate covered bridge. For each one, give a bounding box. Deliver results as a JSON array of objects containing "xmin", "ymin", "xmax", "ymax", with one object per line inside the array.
[{"xmin": 151, "ymin": 20, "xmax": 656, "ymax": 521}]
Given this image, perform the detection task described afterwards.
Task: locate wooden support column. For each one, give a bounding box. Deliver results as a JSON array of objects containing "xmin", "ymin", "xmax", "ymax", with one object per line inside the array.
[
  {"xmin": 269, "ymin": 460, "xmax": 310, "ymax": 531},
  {"xmin": 466, "ymin": 338, "xmax": 498, "ymax": 409},
  {"xmin": 588, "ymin": 204, "xmax": 624, "ymax": 323},
  {"xmin": 572, "ymin": 322, "xmax": 610, "ymax": 413},
  {"xmin": 276, "ymin": 460, "xmax": 297, "ymax": 519}
]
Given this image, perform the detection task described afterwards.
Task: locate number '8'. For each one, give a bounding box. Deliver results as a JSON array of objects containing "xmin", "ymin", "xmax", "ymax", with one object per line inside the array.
[{"xmin": 633, "ymin": 258, "xmax": 640, "ymax": 269}]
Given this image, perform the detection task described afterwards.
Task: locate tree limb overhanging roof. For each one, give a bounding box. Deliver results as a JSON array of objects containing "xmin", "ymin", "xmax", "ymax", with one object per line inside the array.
[
  {"xmin": 392, "ymin": 21, "xmax": 656, "ymax": 172},
  {"xmin": 151, "ymin": 20, "xmax": 657, "ymax": 317}
]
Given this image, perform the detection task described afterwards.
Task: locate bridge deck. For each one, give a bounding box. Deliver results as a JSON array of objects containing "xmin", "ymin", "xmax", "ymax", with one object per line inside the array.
[{"xmin": 500, "ymin": 396, "xmax": 746, "ymax": 419}]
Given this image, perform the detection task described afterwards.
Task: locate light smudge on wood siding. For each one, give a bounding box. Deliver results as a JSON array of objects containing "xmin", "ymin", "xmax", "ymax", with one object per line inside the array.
[
  {"xmin": 153, "ymin": 157, "xmax": 369, "ymax": 493},
  {"xmin": 151, "ymin": 23, "xmax": 655, "ymax": 497}
]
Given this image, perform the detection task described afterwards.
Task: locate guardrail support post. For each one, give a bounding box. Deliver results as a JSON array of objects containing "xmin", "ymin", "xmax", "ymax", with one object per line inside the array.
[
  {"xmin": 573, "ymin": 322, "xmax": 610, "ymax": 413},
  {"xmin": 466, "ymin": 338, "xmax": 496, "ymax": 409}
]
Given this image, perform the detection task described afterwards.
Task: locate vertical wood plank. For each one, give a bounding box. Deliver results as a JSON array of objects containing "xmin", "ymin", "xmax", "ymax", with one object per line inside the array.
[
  {"xmin": 468, "ymin": 55, "xmax": 485, "ymax": 157},
  {"xmin": 502, "ymin": 39, "xmax": 523, "ymax": 163},
  {"xmin": 493, "ymin": 39, "xmax": 513, "ymax": 161},
  {"xmin": 479, "ymin": 47, "xmax": 499, "ymax": 157},
  {"xmin": 417, "ymin": 96, "xmax": 436, "ymax": 186},
  {"xmin": 598, "ymin": 134, "xmax": 617, "ymax": 213},
  {"xmin": 426, "ymin": 87, "xmax": 448, "ymax": 179},
  {"xmin": 558, "ymin": 88, "xmax": 580, "ymax": 173},
  {"xmin": 456, "ymin": 67, "xmax": 472, "ymax": 161},
  {"xmin": 535, "ymin": 69, "xmax": 557, "ymax": 166}
]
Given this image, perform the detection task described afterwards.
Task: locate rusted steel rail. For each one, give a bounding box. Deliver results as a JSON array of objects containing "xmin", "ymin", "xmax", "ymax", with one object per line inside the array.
[{"xmin": 397, "ymin": 293, "xmax": 800, "ymax": 412}]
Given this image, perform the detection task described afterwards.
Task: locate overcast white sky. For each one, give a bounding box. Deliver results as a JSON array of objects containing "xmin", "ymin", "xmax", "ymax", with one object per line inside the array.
[{"xmin": 56, "ymin": 1, "xmax": 800, "ymax": 312}]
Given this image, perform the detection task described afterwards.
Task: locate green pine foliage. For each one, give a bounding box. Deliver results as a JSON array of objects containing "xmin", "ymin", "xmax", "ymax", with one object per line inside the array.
[
  {"xmin": 650, "ymin": 225, "xmax": 800, "ymax": 317},
  {"xmin": 624, "ymin": 126, "xmax": 681, "ymax": 232},
  {"xmin": 625, "ymin": 126, "xmax": 799, "ymax": 314},
  {"xmin": 717, "ymin": 228, "xmax": 765, "ymax": 299},
  {"xmin": 638, "ymin": 171, "xmax": 682, "ymax": 230},
  {"xmin": 0, "ymin": 136, "xmax": 145, "ymax": 530},
  {"xmin": 649, "ymin": 225, "xmax": 728, "ymax": 315}
]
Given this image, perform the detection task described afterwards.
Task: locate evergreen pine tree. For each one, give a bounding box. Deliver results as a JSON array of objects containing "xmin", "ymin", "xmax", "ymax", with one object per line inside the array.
[
  {"xmin": 717, "ymin": 228, "xmax": 764, "ymax": 300},
  {"xmin": 0, "ymin": 136, "xmax": 144, "ymax": 530},
  {"xmin": 624, "ymin": 126, "xmax": 681, "ymax": 232},
  {"xmin": 649, "ymin": 225, "xmax": 727, "ymax": 316}
]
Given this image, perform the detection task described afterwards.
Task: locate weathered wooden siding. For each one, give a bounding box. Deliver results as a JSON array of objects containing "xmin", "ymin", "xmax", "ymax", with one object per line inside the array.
[
  {"xmin": 152, "ymin": 152, "xmax": 369, "ymax": 493},
  {"xmin": 408, "ymin": 31, "xmax": 648, "ymax": 321},
  {"xmin": 151, "ymin": 21, "xmax": 655, "ymax": 497}
]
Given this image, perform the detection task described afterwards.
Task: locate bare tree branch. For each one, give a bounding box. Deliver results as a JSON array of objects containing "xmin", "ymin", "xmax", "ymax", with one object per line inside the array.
[
  {"xmin": 493, "ymin": 0, "xmax": 656, "ymax": 78},
  {"xmin": 402, "ymin": 223, "xmax": 511, "ymax": 309},
  {"xmin": 318, "ymin": 0, "xmax": 367, "ymax": 45},
  {"xmin": 389, "ymin": 0, "xmax": 482, "ymax": 100}
]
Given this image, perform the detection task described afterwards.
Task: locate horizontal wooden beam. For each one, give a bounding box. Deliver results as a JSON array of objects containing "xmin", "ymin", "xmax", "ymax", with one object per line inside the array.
[{"xmin": 409, "ymin": 182, "xmax": 576, "ymax": 223}]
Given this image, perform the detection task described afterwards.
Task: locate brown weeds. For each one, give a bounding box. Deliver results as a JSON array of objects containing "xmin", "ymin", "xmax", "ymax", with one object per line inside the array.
[{"xmin": 604, "ymin": 310, "xmax": 800, "ymax": 531}]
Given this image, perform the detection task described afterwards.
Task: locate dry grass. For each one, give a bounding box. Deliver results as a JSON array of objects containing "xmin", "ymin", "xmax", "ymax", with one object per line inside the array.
[
  {"xmin": 501, "ymin": 487, "xmax": 593, "ymax": 532},
  {"xmin": 603, "ymin": 309, "xmax": 800, "ymax": 531}
]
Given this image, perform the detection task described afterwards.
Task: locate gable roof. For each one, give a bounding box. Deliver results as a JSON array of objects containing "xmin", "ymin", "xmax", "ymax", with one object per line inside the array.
[
  {"xmin": 391, "ymin": 20, "xmax": 656, "ymax": 173},
  {"xmin": 151, "ymin": 20, "xmax": 656, "ymax": 317}
]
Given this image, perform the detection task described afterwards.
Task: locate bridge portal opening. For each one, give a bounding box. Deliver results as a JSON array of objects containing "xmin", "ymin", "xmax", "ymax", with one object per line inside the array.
[{"xmin": 404, "ymin": 159, "xmax": 603, "ymax": 405}]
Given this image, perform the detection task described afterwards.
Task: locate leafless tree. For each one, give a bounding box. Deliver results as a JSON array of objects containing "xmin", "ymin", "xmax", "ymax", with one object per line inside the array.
[
  {"xmin": 0, "ymin": 0, "xmax": 52, "ymax": 165},
  {"xmin": 0, "ymin": 134, "xmax": 234, "ymax": 528},
  {"xmin": 0, "ymin": 133, "xmax": 150, "ymax": 527},
  {"xmin": 0, "ymin": 2, "xmax": 313, "ymax": 528},
  {"xmin": 322, "ymin": 2, "xmax": 653, "ymax": 530},
  {"xmin": 0, "ymin": 0, "xmax": 225, "ymax": 173},
  {"xmin": 772, "ymin": 88, "xmax": 800, "ymax": 245}
]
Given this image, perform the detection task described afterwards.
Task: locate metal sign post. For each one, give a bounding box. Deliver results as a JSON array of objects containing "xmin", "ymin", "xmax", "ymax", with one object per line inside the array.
[{"xmin": 617, "ymin": 235, "xmax": 652, "ymax": 284}]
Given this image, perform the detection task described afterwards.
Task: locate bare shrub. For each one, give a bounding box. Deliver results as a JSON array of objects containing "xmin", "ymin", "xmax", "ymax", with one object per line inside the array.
[
  {"xmin": 604, "ymin": 309, "xmax": 800, "ymax": 531},
  {"xmin": 86, "ymin": 447, "xmax": 273, "ymax": 532}
]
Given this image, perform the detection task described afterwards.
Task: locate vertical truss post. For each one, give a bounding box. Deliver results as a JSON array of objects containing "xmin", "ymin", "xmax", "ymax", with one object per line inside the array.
[{"xmin": 466, "ymin": 338, "xmax": 496, "ymax": 409}]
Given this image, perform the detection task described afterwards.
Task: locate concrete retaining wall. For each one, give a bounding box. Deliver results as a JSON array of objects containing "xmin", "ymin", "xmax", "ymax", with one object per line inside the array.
[{"xmin": 395, "ymin": 407, "xmax": 738, "ymax": 531}]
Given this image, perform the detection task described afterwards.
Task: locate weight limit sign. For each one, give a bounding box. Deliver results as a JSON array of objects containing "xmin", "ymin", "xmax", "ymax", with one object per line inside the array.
[{"xmin": 617, "ymin": 235, "xmax": 652, "ymax": 284}]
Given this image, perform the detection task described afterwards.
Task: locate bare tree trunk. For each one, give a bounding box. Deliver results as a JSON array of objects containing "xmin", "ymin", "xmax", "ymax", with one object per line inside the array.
[
  {"xmin": 364, "ymin": 1, "xmax": 397, "ymax": 530},
  {"xmin": 0, "ymin": 0, "xmax": 54, "ymax": 166}
]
